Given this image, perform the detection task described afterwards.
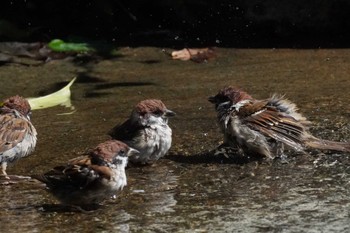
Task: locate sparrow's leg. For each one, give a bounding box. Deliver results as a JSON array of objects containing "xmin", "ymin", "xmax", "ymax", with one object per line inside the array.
[
  {"xmin": 1, "ymin": 162, "xmax": 10, "ymax": 179},
  {"xmin": 213, "ymin": 143, "xmax": 246, "ymax": 158},
  {"xmin": 274, "ymin": 143, "xmax": 289, "ymax": 163}
]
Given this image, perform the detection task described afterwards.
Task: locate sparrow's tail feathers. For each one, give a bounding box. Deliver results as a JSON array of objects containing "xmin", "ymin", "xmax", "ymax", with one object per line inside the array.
[{"xmin": 305, "ymin": 138, "xmax": 350, "ymax": 153}]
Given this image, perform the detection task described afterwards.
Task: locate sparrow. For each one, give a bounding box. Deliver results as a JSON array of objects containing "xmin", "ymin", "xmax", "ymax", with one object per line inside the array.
[
  {"xmin": 108, "ymin": 99, "xmax": 175, "ymax": 164},
  {"xmin": 0, "ymin": 95, "xmax": 37, "ymax": 179},
  {"xmin": 32, "ymin": 140, "xmax": 139, "ymax": 206},
  {"xmin": 208, "ymin": 86, "xmax": 350, "ymax": 159}
]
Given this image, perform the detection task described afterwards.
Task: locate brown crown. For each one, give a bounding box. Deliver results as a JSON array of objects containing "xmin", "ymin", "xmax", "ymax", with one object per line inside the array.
[
  {"xmin": 134, "ymin": 99, "xmax": 167, "ymax": 115},
  {"xmin": 215, "ymin": 86, "xmax": 253, "ymax": 104},
  {"xmin": 89, "ymin": 140, "xmax": 129, "ymax": 162},
  {"xmin": 2, "ymin": 95, "xmax": 31, "ymax": 116}
]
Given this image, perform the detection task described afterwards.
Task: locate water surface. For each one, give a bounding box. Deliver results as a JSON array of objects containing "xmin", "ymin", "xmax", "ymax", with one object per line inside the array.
[{"xmin": 1, "ymin": 48, "xmax": 350, "ymax": 232}]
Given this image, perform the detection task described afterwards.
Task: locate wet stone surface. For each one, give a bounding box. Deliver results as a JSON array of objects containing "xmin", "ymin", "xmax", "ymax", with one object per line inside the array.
[{"xmin": 1, "ymin": 48, "xmax": 350, "ymax": 232}]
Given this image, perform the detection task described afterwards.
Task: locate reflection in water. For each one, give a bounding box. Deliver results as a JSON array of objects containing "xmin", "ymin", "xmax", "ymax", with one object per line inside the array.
[
  {"xmin": 100, "ymin": 209, "xmax": 131, "ymax": 233},
  {"xmin": 0, "ymin": 181, "xmax": 46, "ymax": 232},
  {"xmin": 1, "ymin": 48, "xmax": 350, "ymax": 232},
  {"xmin": 127, "ymin": 160, "xmax": 178, "ymax": 214}
]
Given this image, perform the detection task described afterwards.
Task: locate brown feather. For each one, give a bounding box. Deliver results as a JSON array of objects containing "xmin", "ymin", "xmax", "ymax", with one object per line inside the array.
[
  {"xmin": 68, "ymin": 156, "xmax": 91, "ymax": 166},
  {"xmin": 0, "ymin": 113, "xmax": 29, "ymax": 153},
  {"xmin": 89, "ymin": 164, "xmax": 112, "ymax": 180},
  {"xmin": 135, "ymin": 99, "xmax": 167, "ymax": 115},
  {"xmin": 240, "ymin": 102, "xmax": 306, "ymax": 150},
  {"xmin": 2, "ymin": 95, "xmax": 31, "ymax": 116}
]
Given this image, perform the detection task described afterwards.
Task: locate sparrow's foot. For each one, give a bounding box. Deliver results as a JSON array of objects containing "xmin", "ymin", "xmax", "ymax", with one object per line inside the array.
[
  {"xmin": 0, "ymin": 179, "xmax": 16, "ymax": 185},
  {"xmin": 0, "ymin": 175, "xmax": 32, "ymax": 185},
  {"xmin": 212, "ymin": 143, "xmax": 245, "ymax": 158},
  {"xmin": 0, "ymin": 174, "xmax": 10, "ymax": 180},
  {"xmin": 0, "ymin": 170, "xmax": 11, "ymax": 184},
  {"xmin": 39, "ymin": 204, "xmax": 101, "ymax": 213},
  {"xmin": 1, "ymin": 166, "xmax": 10, "ymax": 179},
  {"xmin": 278, "ymin": 153, "xmax": 289, "ymax": 164}
]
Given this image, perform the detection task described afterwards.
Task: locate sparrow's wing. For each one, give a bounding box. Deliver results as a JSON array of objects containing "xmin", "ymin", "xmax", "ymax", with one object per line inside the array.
[
  {"xmin": 108, "ymin": 119, "xmax": 143, "ymax": 141},
  {"xmin": 32, "ymin": 166, "xmax": 71, "ymax": 186},
  {"xmin": 67, "ymin": 156, "xmax": 113, "ymax": 180},
  {"xmin": 33, "ymin": 157, "xmax": 112, "ymax": 189},
  {"xmin": 266, "ymin": 95, "xmax": 311, "ymax": 127},
  {"xmin": 68, "ymin": 155, "xmax": 92, "ymax": 166},
  {"xmin": 0, "ymin": 113, "xmax": 30, "ymax": 153},
  {"xmin": 239, "ymin": 101, "xmax": 305, "ymax": 151}
]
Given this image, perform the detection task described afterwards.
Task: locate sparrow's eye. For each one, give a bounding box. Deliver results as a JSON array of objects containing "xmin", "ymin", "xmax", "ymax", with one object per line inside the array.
[
  {"xmin": 218, "ymin": 95, "xmax": 230, "ymax": 103},
  {"xmin": 153, "ymin": 110, "xmax": 163, "ymax": 116},
  {"xmin": 119, "ymin": 149, "xmax": 127, "ymax": 157}
]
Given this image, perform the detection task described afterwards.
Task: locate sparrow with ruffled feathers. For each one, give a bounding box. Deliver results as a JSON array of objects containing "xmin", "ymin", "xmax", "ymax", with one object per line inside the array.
[
  {"xmin": 209, "ymin": 86, "xmax": 350, "ymax": 159},
  {"xmin": 109, "ymin": 99, "xmax": 175, "ymax": 164},
  {"xmin": 32, "ymin": 140, "xmax": 138, "ymax": 206},
  {"xmin": 0, "ymin": 95, "xmax": 37, "ymax": 179}
]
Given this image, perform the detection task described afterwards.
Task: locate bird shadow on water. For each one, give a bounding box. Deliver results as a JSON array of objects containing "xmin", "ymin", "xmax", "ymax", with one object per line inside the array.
[
  {"xmin": 75, "ymin": 73, "xmax": 107, "ymax": 84},
  {"xmin": 166, "ymin": 147, "xmax": 263, "ymax": 165},
  {"xmin": 35, "ymin": 80, "xmax": 77, "ymax": 97},
  {"xmin": 0, "ymin": 179, "xmax": 103, "ymax": 214},
  {"xmin": 75, "ymin": 73, "xmax": 156, "ymax": 98},
  {"xmin": 166, "ymin": 144, "xmax": 325, "ymax": 166},
  {"xmin": 137, "ymin": 59, "xmax": 162, "ymax": 64},
  {"xmin": 6, "ymin": 203, "xmax": 103, "ymax": 214}
]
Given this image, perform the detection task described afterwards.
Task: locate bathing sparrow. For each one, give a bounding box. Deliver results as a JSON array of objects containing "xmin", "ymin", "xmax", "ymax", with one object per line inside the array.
[
  {"xmin": 109, "ymin": 99, "xmax": 175, "ymax": 164},
  {"xmin": 0, "ymin": 95, "xmax": 37, "ymax": 179},
  {"xmin": 32, "ymin": 140, "xmax": 139, "ymax": 206},
  {"xmin": 209, "ymin": 86, "xmax": 350, "ymax": 159}
]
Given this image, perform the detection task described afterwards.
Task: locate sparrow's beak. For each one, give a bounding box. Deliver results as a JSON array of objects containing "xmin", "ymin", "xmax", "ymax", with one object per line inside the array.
[
  {"xmin": 208, "ymin": 96, "xmax": 216, "ymax": 103},
  {"xmin": 128, "ymin": 147, "xmax": 140, "ymax": 157},
  {"xmin": 164, "ymin": 109, "xmax": 176, "ymax": 117}
]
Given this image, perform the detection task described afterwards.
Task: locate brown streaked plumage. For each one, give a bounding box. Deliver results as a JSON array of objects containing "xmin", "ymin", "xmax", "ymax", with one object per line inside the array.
[
  {"xmin": 0, "ymin": 95, "xmax": 37, "ymax": 178},
  {"xmin": 134, "ymin": 99, "xmax": 167, "ymax": 115},
  {"xmin": 32, "ymin": 140, "xmax": 138, "ymax": 206},
  {"xmin": 109, "ymin": 99, "xmax": 175, "ymax": 164},
  {"xmin": 209, "ymin": 86, "xmax": 350, "ymax": 159}
]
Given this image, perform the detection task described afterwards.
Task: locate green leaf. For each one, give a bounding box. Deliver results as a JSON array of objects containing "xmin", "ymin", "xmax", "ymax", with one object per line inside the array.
[{"xmin": 48, "ymin": 39, "xmax": 92, "ymax": 52}]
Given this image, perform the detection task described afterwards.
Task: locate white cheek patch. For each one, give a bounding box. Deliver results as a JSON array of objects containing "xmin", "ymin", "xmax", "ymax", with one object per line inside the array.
[
  {"xmin": 224, "ymin": 117, "xmax": 230, "ymax": 129},
  {"xmin": 218, "ymin": 101, "xmax": 231, "ymax": 110}
]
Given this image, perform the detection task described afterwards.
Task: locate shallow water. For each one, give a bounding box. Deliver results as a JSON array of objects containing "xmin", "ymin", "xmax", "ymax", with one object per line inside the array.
[{"xmin": 1, "ymin": 48, "xmax": 350, "ymax": 232}]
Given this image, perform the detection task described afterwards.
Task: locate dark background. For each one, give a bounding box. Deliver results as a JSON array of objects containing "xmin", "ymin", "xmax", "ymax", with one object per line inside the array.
[{"xmin": 1, "ymin": 0, "xmax": 350, "ymax": 48}]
